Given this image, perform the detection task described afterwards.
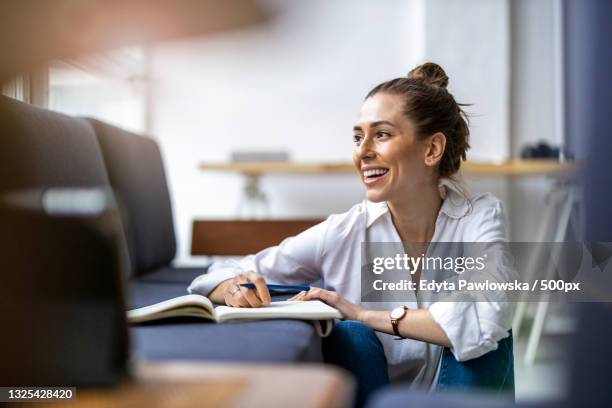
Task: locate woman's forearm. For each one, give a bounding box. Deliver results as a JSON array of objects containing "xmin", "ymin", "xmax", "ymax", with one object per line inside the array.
[{"xmin": 359, "ymin": 308, "xmax": 452, "ymax": 348}]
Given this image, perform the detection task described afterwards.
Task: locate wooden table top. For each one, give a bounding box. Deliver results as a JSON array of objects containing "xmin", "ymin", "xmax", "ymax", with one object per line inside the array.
[
  {"xmin": 35, "ymin": 362, "xmax": 353, "ymax": 408},
  {"xmin": 199, "ymin": 159, "xmax": 578, "ymax": 176}
]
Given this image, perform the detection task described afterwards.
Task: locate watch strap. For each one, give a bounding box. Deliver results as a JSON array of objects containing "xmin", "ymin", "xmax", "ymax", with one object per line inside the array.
[
  {"xmin": 391, "ymin": 306, "xmax": 408, "ymax": 339},
  {"xmin": 392, "ymin": 319, "xmax": 401, "ymax": 337}
]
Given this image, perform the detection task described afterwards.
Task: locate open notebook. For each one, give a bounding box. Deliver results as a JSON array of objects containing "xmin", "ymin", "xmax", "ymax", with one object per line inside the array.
[{"xmin": 127, "ymin": 294, "xmax": 343, "ymax": 337}]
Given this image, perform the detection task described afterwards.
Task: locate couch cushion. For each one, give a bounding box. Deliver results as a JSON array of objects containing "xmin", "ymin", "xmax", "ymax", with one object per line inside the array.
[
  {"xmin": 88, "ymin": 119, "xmax": 176, "ymax": 275},
  {"xmin": 131, "ymin": 319, "xmax": 323, "ymax": 362},
  {"xmin": 128, "ymin": 281, "xmax": 323, "ymax": 362},
  {"xmin": 0, "ymin": 96, "xmax": 109, "ymax": 191}
]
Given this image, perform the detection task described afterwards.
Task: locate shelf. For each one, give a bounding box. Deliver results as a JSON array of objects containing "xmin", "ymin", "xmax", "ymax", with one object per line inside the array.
[{"xmin": 199, "ymin": 159, "xmax": 578, "ymax": 176}]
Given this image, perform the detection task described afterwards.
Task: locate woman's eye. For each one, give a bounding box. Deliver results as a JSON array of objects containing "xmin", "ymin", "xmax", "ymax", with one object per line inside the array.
[
  {"xmin": 353, "ymin": 135, "xmax": 364, "ymax": 144},
  {"xmin": 376, "ymin": 131, "xmax": 391, "ymax": 139}
]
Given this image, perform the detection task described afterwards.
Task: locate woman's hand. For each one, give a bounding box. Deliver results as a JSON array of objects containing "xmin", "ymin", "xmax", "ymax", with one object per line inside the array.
[
  {"xmin": 289, "ymin": 287, "xmax": 367, "ymax": 321},
  {"xmin": 216, "ymin": 271, "xmax": 271, "ymax": 308}
]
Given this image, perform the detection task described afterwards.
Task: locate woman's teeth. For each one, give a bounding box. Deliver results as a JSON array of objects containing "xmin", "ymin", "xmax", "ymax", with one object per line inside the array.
[{"xmin": 363, "ymin": 168, "xmax": 389, "ymax": 178}]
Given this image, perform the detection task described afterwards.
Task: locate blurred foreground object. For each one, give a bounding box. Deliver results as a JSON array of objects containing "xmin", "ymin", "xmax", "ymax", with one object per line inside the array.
[
  {"xmin": 568, "ymin": 0, "xmax": 612, "ymax": 406},
  {"xmin": 27, "ymin": 362, "xmax": 353, "ymax": 407},
  {"xmin": 0, "ymin": 188, "xmax": 129, "ymax": 386},
  {"xmin": 0, "ymin": 0, "xmax": 270, "ymax": 81}
]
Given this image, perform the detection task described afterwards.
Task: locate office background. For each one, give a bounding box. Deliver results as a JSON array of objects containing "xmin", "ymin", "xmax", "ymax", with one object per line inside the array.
[
  {"xmin": 2, "ymin": 0, "xmax": 607, "ymax": 404},
  {"xmin": 42, "ymin": 0, "xmax": 563, "ymax": 265}
]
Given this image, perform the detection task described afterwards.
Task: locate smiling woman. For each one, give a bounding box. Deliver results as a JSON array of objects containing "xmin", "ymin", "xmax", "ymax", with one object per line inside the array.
[
  {"xmin": 351, "ymin": 63, "xmax": 471, "ymax": 242},
  {"xmin": 353, "ymin": 63, "xmax": 469, "ymax": 201},
  {"xmin": 189, "ymin": 62, "xmax": 514, "ymax": 407}
]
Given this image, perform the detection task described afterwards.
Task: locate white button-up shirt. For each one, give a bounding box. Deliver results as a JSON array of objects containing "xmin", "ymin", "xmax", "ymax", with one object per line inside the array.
[{"xmin": 188, "ymin": 186, "xmax": 514, "ymax": 387}]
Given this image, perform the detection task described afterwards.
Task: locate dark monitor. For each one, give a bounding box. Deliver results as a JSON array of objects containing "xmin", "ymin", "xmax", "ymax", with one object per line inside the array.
[{"xmin": 0, "ymin": 188, "xmax": 130, "ymax": 387}]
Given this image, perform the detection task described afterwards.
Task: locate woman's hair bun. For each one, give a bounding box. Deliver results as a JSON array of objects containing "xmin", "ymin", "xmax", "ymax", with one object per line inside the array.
[{"xmin": 407, "ymin": 62, "xmax": 449, "ymax": 89}]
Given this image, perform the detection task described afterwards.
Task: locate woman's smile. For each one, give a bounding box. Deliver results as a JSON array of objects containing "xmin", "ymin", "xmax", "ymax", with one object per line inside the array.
[{"xmin": 362, "ymin": 166, "xmax": 390, "ymax": 185}]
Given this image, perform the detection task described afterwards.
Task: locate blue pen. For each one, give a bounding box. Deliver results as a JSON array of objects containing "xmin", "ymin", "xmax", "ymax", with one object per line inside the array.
[{"xmin": 240, "ymin": 283, "xmax": 311, "ymax": 293}]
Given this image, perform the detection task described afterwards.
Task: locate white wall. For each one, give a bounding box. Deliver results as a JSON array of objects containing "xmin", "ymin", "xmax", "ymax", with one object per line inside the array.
[
  {"xmin": 510, "ymin": 0, "xmax": 558, "ymax": 157},
  {"xmin": 509, "ymin": 0, "xmax": 561, "ymax": 241},
  {"xmin": 423, "ymin": 0, "xmax": 511, "ymax": 162},
  {"xmin": 148, "ymin": 0, "xmax": 516, "ymax": 263}
]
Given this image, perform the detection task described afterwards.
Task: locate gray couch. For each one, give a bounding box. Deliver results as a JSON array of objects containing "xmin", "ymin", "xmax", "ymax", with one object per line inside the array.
[{"xmin": 0, "ymin": 95, "xmax": 322, "ymax": 364}]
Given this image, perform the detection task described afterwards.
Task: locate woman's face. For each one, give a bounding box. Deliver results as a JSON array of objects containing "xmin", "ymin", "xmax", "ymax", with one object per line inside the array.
[{"xmin": 352, "ymin": 92, "xmax": 434, "ymax": 203}]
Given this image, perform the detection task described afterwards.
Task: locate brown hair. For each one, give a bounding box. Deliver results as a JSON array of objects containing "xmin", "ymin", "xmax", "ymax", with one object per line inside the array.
[{"xmin": 366, "ymin": 62, "xmax": 470, "ymax": 177}]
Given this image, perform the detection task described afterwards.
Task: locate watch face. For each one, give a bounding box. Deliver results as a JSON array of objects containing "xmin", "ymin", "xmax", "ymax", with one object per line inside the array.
[{"xmin": 390, "ymin": 306, "xmax": 406, "ymax": 319}]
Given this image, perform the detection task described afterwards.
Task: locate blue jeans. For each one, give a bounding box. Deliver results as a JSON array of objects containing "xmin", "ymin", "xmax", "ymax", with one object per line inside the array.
[
  {"xmin": 437, "ymin": 331, "xmax": 515, "ymax": 396},
  {"xmin": 322, "ymin": 321, "xmax": 514, "ymax": 407},
  {"xmin": 322, "ymin": 320, "xmax": 390, "ymax": 408}
]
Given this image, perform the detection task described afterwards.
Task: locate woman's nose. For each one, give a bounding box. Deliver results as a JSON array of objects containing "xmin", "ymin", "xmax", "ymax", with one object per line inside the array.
[{"xmin": 356, "ymin": 138, "xmax": 376, "ymax": 160}]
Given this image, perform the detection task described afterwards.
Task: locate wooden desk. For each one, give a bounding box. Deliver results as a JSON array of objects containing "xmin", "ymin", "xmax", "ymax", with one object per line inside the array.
[
  {"xmin": 36, "ymin": 362, "xmax": 353, "ymax": 408},
  {"xmin": 192, "ymin": 219, "xmax": 323, "ymax": 255}
]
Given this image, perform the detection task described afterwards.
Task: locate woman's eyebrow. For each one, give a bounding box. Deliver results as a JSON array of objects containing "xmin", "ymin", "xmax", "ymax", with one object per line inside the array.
[
  {"xmin": 353, "ymin": 121, "xmax": 399, "ymax": 132},
  {"xmin": 370, "ymin": 120, "xmax": 399, "ymax": 129}
]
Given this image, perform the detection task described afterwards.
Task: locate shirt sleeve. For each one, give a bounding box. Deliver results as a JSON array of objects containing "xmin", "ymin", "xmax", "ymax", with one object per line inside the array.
[
  {"xmin": 428, "ymin": 198, "xmax": 514, "ymax": 361},
  {"xmin": 187, "ymin": 219, "xmax": 328, "ymax": 296}
]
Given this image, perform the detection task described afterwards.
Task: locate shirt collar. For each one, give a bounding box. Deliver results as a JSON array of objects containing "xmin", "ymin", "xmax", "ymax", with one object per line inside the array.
[
  {"xmin": 365, "ymin": 180, "xmax": 471, "ymax": 228},
  {"xmin": 365, "ymin": 200, "xmax": 388, "ymax": 228}
]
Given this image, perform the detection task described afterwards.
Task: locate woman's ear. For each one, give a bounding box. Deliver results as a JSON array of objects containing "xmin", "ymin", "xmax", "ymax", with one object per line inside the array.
[{"xmin": 424, "ymin": 132, "xmax": 446, "ymax": 167}]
